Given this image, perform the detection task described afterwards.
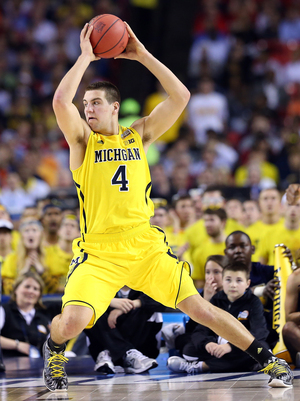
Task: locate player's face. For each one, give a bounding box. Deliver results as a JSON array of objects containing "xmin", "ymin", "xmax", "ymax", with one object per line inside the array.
[
  {"xmin": 225, "ymin": 233, "xmax": 253, "ymax": 265},
  {"xmin": 83, "ymin": 90, "xmax": 117, "ymax": 133},
  {"xmin": 205, "ymin": 260, "xmax": 223, "ymax": 291},
  {"xmin": 150, "ymin": 208, "xmax": 168, "ymax": 229},
  {"xmin": 223, "ymin": 270, "xmax": 250, "ymax": 303},
  {"xmin": 259, "ymin": 189, "xmax": 281, "ymax": 216}
]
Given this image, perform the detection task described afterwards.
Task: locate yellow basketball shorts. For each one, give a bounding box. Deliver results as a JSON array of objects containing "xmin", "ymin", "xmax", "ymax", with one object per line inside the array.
[{"xmin": 62, "ymin": 222, "xmax": 198, "ymax": 328}]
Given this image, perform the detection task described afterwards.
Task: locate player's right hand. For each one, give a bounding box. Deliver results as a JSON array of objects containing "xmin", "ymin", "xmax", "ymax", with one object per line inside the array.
[{"xmin": 80, "ymin": 24, "xmax": 100, "ymax": 61}]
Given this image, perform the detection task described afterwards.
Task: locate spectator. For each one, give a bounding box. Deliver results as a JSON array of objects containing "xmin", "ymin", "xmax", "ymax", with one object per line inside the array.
[
  {"xmin": 150, "ymin": 202, "xmax": 190, "ymax": 263},
  {"xmin": 258, "ymin": 197, "xmax": 300, "ymax": 266},
  {"xmin": 282, "ymin": 263, "xmax": 300, "ymax": 367},
  {"xmin": 0, "ymin": 219, "xmax": 13, "ymax": 260},
  {"xmin": 243, "ymin": 199, "xmax": 261, "ymax": 228},
  {"xmin": 40, "ymin": 203, "xmax": 63, "ymax": 246},
  {"xmin": 167, "ymin": 261, "xmax": 270, "ymax": 374},
  {"xmin": 43, "ymin": 214, "xmax": 80, "ymax": 294},
  {"xmin": 0, "ymin": 271, "xmax": 50, "ymax": 357},
  {"xmin": 246, "ymin": 187, "xmax": 283, "ymax": 261},
  {"xmin": 224, "ymin": 230, "xmax": 292, "ymax": 341},
  {"xmin": 84, "ymin": 286, "xmax": 166, "ymax": 374},
  {"xmin": 187, "ymin": 77, "xmax": 228, "ymax": 145},
  {"xmin": 0, "ymin": 172, "xmax": 34, "ymax": 223},
  {"xmin": 184, "ymin": 186, "xmax": 244, "ymax": 267},
  {"xmin": 1, "ymin": 219, "xmax": 46, "ymax": 295},
  {"xmin": 225, "ymin": 198, "xmax": 244, "ymax": 226},
  {"xmin": 0, "ymin": 205, "xmax": 20, "ymax": 251},
  {"xmin": 192, "ymin": 208, "xmax": 227, "ymax": 289}
]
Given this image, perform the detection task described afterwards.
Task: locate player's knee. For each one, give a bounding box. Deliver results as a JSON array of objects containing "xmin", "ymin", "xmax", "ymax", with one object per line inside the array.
[{"xmin": 59, "ymin": 314, "xmax": 87, "ymax": 339}]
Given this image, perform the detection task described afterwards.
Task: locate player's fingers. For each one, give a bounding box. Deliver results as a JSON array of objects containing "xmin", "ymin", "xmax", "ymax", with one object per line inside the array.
[
  {"xmin": 81, "ymin": 23, "xmax": 89, "ymax": 39},
  {"xmin": 124, "ymin": 21, "xmax": 135, "ymax": 38}
]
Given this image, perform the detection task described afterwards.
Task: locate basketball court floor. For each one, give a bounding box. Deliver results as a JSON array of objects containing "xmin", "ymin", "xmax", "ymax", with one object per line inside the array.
[{"xmin": 0, "ymin": 353, "xmax": 299, "ymax": 401}]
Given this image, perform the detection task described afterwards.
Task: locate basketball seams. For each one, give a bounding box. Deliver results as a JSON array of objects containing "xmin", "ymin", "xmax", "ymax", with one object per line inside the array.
[
  {"xmin": 93, "ymin": 18, "xmax": 121, "ymax": 51},
  {"xmin": 95, "ymin": 25, "xmax": 127, "ymax": 56}
]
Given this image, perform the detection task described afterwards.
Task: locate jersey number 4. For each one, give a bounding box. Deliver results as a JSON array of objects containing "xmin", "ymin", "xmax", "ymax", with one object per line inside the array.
[{"xmin": 111, "ymin": 165, "xmax": 129, "ymax": 191}]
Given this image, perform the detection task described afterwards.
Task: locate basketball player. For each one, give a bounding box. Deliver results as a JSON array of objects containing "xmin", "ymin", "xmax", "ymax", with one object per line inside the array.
[{"xmin": 43, "ymin": 22, "xmax": 293, "ymax": 391}]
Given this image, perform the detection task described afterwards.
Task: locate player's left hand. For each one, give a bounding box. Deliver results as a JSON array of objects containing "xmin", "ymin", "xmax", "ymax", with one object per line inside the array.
[{"xmin": 114, "ymin": 22, "xmax": 146, "ymax": 61}]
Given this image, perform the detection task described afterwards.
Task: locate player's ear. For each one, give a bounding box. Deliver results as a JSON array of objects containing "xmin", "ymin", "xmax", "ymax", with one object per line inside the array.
[
  {"xmin": 113, "ymin": 101, "xmax": 120, "ymax": 115},
  {"xmin": 251, "ymin": 245, "xmax": 255, "ymax": 255}
]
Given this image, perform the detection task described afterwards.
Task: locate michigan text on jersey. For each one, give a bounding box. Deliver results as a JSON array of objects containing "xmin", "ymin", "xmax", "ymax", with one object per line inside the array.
[{"xmin": 94, "ymin": 148, "xmax": 142, "ymax": 163}]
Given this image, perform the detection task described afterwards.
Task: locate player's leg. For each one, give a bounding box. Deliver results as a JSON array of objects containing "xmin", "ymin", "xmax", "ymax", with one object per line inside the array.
[
  {"xmin": 178, "ymin": 294, "xmax": 254, "ymax": 351},
  {"xmin": 131, "ymin": 226, "xmax": 294, "ymax": 388},
  {"xmin": 177, "ymin": 293, "xmax": 293, "ymax": 387},
  {"xmin": 43, "ymin": 305, "xmax": 93, "ymax": 392}
]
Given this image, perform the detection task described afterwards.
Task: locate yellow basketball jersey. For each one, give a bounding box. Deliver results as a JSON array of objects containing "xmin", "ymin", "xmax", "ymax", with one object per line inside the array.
[{"xmin": 72, "ymin": 126, "xmax": 154, "ymax": 236}]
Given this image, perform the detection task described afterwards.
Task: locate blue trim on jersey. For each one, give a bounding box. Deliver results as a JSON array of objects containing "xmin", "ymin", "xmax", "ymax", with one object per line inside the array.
[
  {"xmin": 67, "ymin": 252, "xmax": 88, "ymax": 281},
  {"xmin": 145, "ymin": 181, "xmax": 152, "ymax": 205},
  {"xmin": 74, "ymin": 180, "xmax": 87, "ymax": 234}
]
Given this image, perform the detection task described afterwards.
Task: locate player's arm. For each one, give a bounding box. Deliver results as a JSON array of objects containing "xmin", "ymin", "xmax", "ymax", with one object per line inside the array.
[
  {"xmin": 285, "ymin": 269, "xmax": 300, "ymax": 324},
  {"xmin": 116, "ymin": 23, "xmax": 190, "ymax": 148},
  {"xmin": 53, "ymin": 24, "xmax": 98, "ymax": 148}
]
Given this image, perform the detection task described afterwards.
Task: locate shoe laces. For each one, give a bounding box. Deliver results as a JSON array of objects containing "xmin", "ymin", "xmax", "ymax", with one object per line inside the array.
[
  {"xmin": 47, "ymin": 352, "xmax": 69, "ymax": 378},
  {"xmin": 259, "ymin": 360, "xmax": 288, "ymax": 377},
  {"xmin": 99, "ymin": 350, "xmax": 111, "ymax": 361},
  {"xmin": 126, "ymin": 349, "xmax": 148, "ymax": 361},
  {"xmin": 186, "ymin": 361, "xmax": 201, "ymax": 374}
]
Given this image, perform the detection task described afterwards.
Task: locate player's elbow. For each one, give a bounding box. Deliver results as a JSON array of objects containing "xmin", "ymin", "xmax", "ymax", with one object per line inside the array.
[
  {"xmin": 53, "ymin": 90, "xmax": 67, "ymax": 110},
  {"xmin": 180, "ymin": 87, "xmax": 191, "ymax": 106}
]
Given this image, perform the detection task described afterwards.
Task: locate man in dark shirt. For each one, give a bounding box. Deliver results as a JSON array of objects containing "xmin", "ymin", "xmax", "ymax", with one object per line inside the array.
[{"xmin": 224, "ymin": 231, "xmax": 293, "ymax": 346}]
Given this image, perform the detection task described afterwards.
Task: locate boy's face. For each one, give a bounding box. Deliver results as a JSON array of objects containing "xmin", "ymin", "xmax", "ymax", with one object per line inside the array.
[{"xmin": 222, "ymin": 270, "xmax": 250, "ymax": 303}]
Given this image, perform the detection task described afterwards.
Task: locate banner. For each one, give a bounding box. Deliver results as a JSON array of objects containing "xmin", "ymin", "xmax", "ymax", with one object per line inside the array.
[{"xmin": 272, "ymin": 244, "xmax": 293, "ymax": 362}]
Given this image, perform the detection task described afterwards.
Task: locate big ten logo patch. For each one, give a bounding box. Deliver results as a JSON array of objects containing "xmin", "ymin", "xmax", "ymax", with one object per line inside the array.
[{"xmin": 124, "ymin": 138, "xmax": 135, "ymax": 146}]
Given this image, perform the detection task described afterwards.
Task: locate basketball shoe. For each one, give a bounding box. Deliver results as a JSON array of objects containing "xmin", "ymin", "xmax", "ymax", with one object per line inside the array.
[
  {"xmin": 167, "ymin": 356, "xmax": 203, "ymax": 374},
  {"xmin": 123, "ymin": 349, "xmax": 158, "ymax": 374},
  {"xmin": 94, "ymin": 350, "xmax": 115, "ymax": 374},
  {"xmin": 260, "ymin": 357, "xmax": 293, "ymax": 388},
  {"xmin": 43, "ymin": 341, "xmax": 68, "ymax": 392}
]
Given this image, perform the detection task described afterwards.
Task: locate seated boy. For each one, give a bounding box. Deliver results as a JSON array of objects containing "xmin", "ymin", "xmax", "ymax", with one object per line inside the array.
[{"xmin": 167, "ymin": 261, "xmax": 271, "ymax": 373}]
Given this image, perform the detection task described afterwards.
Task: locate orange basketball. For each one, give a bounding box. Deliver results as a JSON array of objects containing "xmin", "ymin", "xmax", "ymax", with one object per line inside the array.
[{"xmin": 88, "ymin": 14, "xmax": 129, "ymax": 59}]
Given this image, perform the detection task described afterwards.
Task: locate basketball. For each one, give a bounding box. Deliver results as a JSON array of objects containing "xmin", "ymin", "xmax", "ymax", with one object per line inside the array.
[{"xmin": 88, "ymin": 14, "xmax": 129, "ymax": 59}]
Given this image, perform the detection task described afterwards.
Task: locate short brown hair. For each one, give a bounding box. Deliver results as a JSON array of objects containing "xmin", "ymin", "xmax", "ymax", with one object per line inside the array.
[
  {"xmin": 203, "ymin": 207, "xmax": 227, "ymax": 222},
  {"xmin": 85, "ymin": 81, "xmax": 121, "ymax": 104},
  {"xmin": 223, "ymin": 261, "xmax": 250, "ymax": 279}
]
